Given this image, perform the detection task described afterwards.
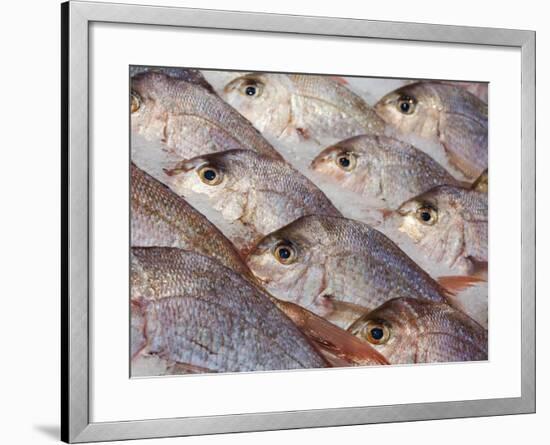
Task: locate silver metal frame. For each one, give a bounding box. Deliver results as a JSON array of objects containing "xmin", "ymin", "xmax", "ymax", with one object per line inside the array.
[{"xmin": 61, "ymin": 1, "xmax": 536, "ymax": 442}]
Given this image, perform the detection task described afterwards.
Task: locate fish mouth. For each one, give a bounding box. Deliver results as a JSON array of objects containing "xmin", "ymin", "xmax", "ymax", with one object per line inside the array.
[
  {"xmin": 378, "ymin": 209, "xmax": 404, "ymax": 231},
  {"xmin": 397, "ymin": 207, "xmax": 409, "ymax": 217},
  {"xmin": 310, "ymin": 144, "xmax": 342, "ymax": 170},
  {"xmin": 373, "ymin": 104, "xmax": 386, "ymax": 120},
  {"xmin": 163, "ymin": 160, "xmax": 195, "ymax": 176},
  {"xmin": 380, "ymin": 208, "xmax": 395, "ymax": 221},
  {"xmin": 243, "ymin": 254, "xmax": 273, "ymax": 286},
  {"xmin": 373, "ymin": 98, "xmax": 394, "ymax": 119},
  {"xmin": 310, "ymin": 155, "xmax": 330, "ymax": 170},
  {"xmin": 250, "ymin": 273, "xmax": 271, "ymax": 286}
]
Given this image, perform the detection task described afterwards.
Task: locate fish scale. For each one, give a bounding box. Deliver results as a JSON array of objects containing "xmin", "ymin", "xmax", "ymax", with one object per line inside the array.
[
  {"xmin": 375, "ymin": 81, "xmax": 488, "ymax": 179},
  {"xmin": 246, "ymin": 215, "xmax": 450, "ymax": 329},
  {"xmin": 220, "ymin": 72, "xmax": 385, "ymax": 145},
  {"xmin": 166, "ymin": 149, "xmax": 342, "ymax": 251},
  {"xmin": 129, "ymin": 66, "xmax": 216, "ymax": 93},
  {"xmin": 310, "ymin": 134, "xmax": 460, "ymax": 209},
  {"xmin": 131, "ymin": 247, "xmax": 328, "ymax": 374},
  {"xmin": 131, "ymin": 71, "xmax": 283, "ymax": 160},
  {"xmin": 130, "ymin": 162, "xmax": 251, "ymax": 278},
  {"xmin": 289, "ymin": 74, "xmax": 386, "ymax": 137},
  {"xmin": 397, "ymin": 185, "xmax": 488, "ymax": 273}
]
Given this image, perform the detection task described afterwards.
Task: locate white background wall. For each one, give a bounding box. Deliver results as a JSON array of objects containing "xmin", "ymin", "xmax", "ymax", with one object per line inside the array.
[{"xmin": 0, "ymin": 0, "xmax": 545, "ymax": 444}]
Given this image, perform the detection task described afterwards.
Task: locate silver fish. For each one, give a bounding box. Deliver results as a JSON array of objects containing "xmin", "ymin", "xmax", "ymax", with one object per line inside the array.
[
  {"xmin": 131, "ymin": 247, "xmax": 328, "ymax": 374},
  {"xmin": 130, "ymin": 162, "xmax": 250, "ymax": 277},
  {"xmin": 165, "ymin": 149, "xmax": 341, "ymax": 251},
  {"xmin": 310, "ymin": 134, "xmax": 459, "ymax": 209},
  {"xmin": 130, "ymin": 65, "xmax": 216, "ymax": 94},
  {"xmin": 131, "ymin": 167, "xmax": 387, "ymax": 367},
  {"xmin": 221, "ymin": 73, "xmax": 386, "ymax": 145},
  {"xmin": 396, "ymin": 185, "xmax": 488, "ymax": 273},
  {"xmin": 348, "ymin": 297, "xmax": 488, "ymax": 364},
  {"xmin": 131, "ymin": 71, "xmax": 283, "ymax": 160},
  {"xmin": 245, "ymin": 215, "xmax": 451, "ymax": 329},
  {"xmin": 442, "ymin": 81, "xmax": 488, "ymax": 104},
  {"xmin": 375, "ymin": 82, "xmax": 488, "ymax": 179}
]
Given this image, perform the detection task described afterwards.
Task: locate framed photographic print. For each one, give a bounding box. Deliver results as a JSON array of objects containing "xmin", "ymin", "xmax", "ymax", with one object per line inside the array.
[{"xmin": 61, "ymin": 1, "xmax": 535, "ymax": 442}]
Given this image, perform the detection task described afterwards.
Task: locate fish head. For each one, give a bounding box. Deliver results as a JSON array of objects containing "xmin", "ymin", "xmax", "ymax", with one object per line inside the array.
[
  {"xmin": 396, "ymin": 186, "xmax": 456, "ymax": 245},
  {"xmin": 165, "ymin": 150, "xmax": 255, "ymax": 221},
  {"xmin": 245, "ymin": 216, "xmax": 336, "ymax": 304},
  {"xmin": 310, "ymin": 142, "xmax": 360, "ymax": 181},
  {"xmin": 222, "ymin": 73, "xmax": 292, "ymax": 136},
  {"xmin": 130, "ymin": 74, "xmax": 154, "ymax": 131},
  {"xmin": 349, "ymin": 298, "xmax": 487, "ymax": 364},
  {"xmin": 131, "ymin": 72, "xmax": 169, "ymax": 118},
  {"xmin": 130, "ymin": 71, "xmax": 188, "ymax": 137},
  {"xmin": 310, "ymin": 136, "xmax": 379, "ymax": 193},
  {"xmin": 374, "ymin": 83, "xmax": 441, "ymax": 140},
  {"xmin": 131, "ymin": 70, "xmax": 207, "ymax": 117},
  {"xmin": 347, "ymin": 298, "xmax": 420, "ymax": 363}
]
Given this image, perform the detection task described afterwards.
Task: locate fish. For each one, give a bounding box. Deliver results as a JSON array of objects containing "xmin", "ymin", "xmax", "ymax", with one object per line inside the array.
[
  {"xmin": 130, "ymin": 162, "xmax": 251, "ymax": 278},
  {"xmin": 165, "ymin": 149, "xmax": 342, "ymax": 251},
  {"xmin": 374, "ymin": 81, "xmax": 488, "ymax": 179},
  {"xmin": 220, "ymin": 72, "xmax": 386, "ymax": 145},
  {"xmin": 129, "ymin": 66, "xmax": 217, "ymax": 94},
  {"xmin": 310, "ymin": 134, "xmax": 460, "ymax": 209},
  {"xmin": 471, "ymin": 168, "xmax": 488, "ymax": 193},
  {"xmin": 131, "ymin": 165, "xmax": 387, "ymax": 367},
  {"xmin": 272, "ymin": 299, "xmax": 389, "ymax": 366},
  {"xmin": 245, "ymin": 215, "xmax": 459, "ymax": 329},
  {"xmin": 442, "ymin": 81, "xmax": 488, "ymax": 104},
  {"xmin": 347, "ymin": 297, "xmax": 488, "ymax": 364},
  {"xmin": 386, "ymin": 79, "xmax": 488, "ymax": 104},
  {"xmin": 130, "ymin": 247, "xmax": 329, "ymax": 374},
  {"xmin": 396, "ymin": 185, "xmax": 488, "ymax": 273},
  {"xmin": 131, "ymin": 71, "xmax": 283, "ymax": 161}
]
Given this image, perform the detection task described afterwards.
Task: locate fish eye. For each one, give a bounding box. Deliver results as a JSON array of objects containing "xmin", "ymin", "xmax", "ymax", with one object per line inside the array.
[
  {"xmin": 198, "ymin": 165, "xmax": 223, "ymax": 185},
  {"xmin": 363, "ymin": 320, "xmax": 391, "ymax": 345},
  {"xmin": 397, "ymin": 95, "xmax": 416, "ymax": 115},
  {"xmin": 415, "ymin": 205, "xmax": 438, "ymax": 225},
  {"xmin": 335, "ymin": 152, "xmax": 356, "ymax": 172},
  {"xmin": 272, "ymin": 242, "xmax": 297, "ymax": 265},
  {"xmin": 131, "ymin": 91, "xmax": 141, "ymax": 113},
  {"xmin": 240, "ymin": 79, "xmax": 264, "ymax": 98}
]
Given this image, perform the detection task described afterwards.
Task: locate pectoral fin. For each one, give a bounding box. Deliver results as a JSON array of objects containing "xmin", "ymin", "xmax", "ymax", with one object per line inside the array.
[
  {"xmin": 274, "ymin": 300, "xmax": 389, "ymax": 366},
  {"xmin": 438, "ymin": 275, "xmax": 485, "ymax": 298}
]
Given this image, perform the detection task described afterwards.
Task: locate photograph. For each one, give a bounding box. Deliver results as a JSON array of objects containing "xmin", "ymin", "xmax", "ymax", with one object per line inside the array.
[
  {"xmin": 129, "ymin": 66, "xmax": 489, "ymax": 376},
  {"xmin": 0, "ymin": 0, "xmax": 541, "ymax": 442}
]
